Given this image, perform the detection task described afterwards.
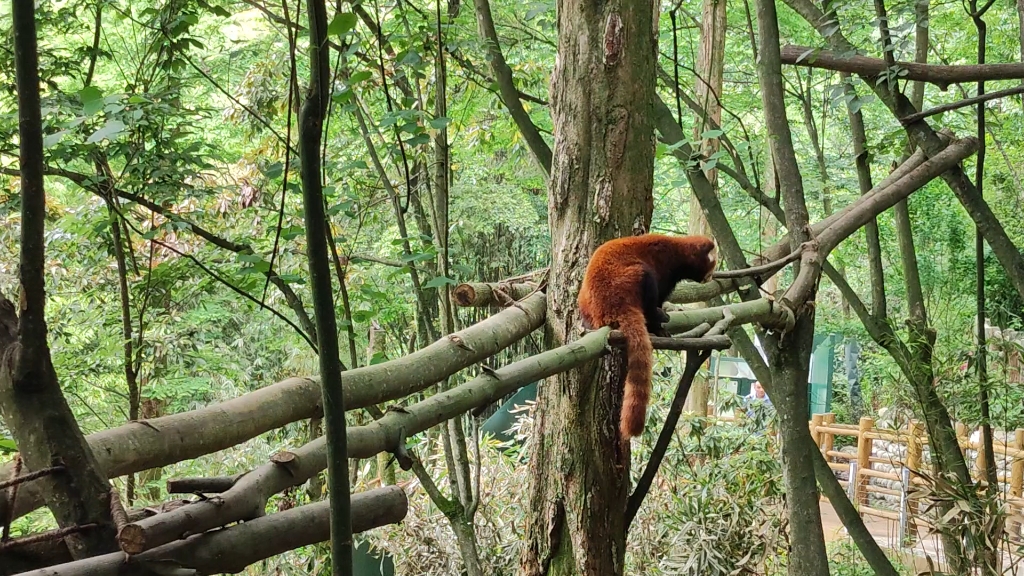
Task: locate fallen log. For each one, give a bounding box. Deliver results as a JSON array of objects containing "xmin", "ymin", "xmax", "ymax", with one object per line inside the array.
[{"xmin": 12, "ymin": 486, "xmax": 407, "ymax": 576}]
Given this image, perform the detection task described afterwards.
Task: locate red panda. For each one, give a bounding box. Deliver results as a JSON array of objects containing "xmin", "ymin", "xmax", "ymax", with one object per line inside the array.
[{"xmin": 577, "ymin": 234, "xmax": 717, "ymax": 441}]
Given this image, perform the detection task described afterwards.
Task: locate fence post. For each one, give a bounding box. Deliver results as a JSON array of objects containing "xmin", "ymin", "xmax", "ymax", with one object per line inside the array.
[
  {"xmin": 821, "ymin": 413, "xmax": 836, "ymax": 458},
  {"xmin": 973, "ymin": 424, "xmax": 988, "ymax": 484},
  {"xmin": 811, "ymin": 413, "xmax": 823, "ymax": 451},
  {"xmin": 856, "ymin": 416, "xmax": 874, "ymax": 507},
  {"xmin": 847, "ymin": 461, "xmax": 858, "ymax": 502}
]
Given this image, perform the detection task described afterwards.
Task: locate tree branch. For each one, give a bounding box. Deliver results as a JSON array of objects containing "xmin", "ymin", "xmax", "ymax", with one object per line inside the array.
[
  {"xmin": 471, "ymin": 0, "xmax": 552, "ymax": 173},
  {"xmin": 900, "ymin": 84, "xmax": 1024, "ymax": 124},
  {"xmin": 24, "ymin": 487, "xmax": 407, "ymax": 576},
  {"xmin": 781, "ymin": 45, "xmax": 1024, "ymax": 87}
]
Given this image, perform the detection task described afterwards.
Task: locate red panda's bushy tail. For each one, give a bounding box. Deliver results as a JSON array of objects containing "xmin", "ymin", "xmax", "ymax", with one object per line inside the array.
[{"xmin": 619, "ymin": 308, "xmax": 654, "ymax": 440}]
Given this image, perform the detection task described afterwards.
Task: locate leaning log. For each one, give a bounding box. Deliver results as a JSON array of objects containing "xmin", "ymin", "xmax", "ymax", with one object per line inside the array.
[
  {"xmin": 0, "ymin": 293, "xmax": 546, "ymax": 523},
  {"xmin": 12, "ymin": 486, "xmax": 408, "ymax": 576}
]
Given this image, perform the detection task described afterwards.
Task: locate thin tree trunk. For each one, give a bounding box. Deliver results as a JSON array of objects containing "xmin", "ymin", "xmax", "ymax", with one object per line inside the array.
[
  {"xmin": 842, "ymin": 73, "xmax": 886, "ymax": 319},
  {"xmin": 683, "ymin": 0, "xmax": 726, "ymax": 416},
  {"xmin": 753, "ymin": 0, "xmax": 830, "ymax": 571},
  {"xmin": 432, "ymin": 3, "xmax": 484, "ymax": 572},
  {"xmin": 297, "ymin": 0, "xmax": 352, "ymax": 571},
  {"xmin": 892, "ymin": 2, "xmax": 972, "ymax": 569},
  {"xmin": 797, "ymin": 70, "xmax": 849, "ymax": 315},
  {"xmin": 519, "ymin": 0, "xmax": 658, "ymax": 573}
]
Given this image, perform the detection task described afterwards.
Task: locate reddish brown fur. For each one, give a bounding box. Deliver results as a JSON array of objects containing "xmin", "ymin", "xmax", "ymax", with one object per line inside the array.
[{"xmin": 577, "ymin": 234, "xmax": 717, "ymax": 441}]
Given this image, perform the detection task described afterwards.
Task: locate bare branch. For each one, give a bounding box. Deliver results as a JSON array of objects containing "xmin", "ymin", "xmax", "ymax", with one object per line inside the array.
[
  {"xmin": 625, "ymin": 350, "xmax": 710, "ymax": 528},
  {"xmin": 453, "ymin": 282, "xmax": 539, "ymax": 307},
  {"xmin": 781, "ymin": 45, "xmax": 1024, "ymax": 87},
  {"xmin": 471, "ymin": 0, "xmax": 552, "ymax": 173},
  {"xmin": 165, "ymin": 476, "xmax": 242, "ymax": 494},
  {"xmin": 900, "ymin": 84, "xmax": 1024, "ymax": 124}
]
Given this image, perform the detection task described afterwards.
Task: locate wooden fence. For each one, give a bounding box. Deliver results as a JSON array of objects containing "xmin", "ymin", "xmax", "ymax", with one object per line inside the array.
[{"xmin": 810, "ymin": 413, "xmax": 1024, "ymax": 542}]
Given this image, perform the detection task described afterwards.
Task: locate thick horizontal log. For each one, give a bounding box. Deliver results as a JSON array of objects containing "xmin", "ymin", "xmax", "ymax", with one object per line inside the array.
[
  {"xmin": 607, "ymin": 333, "xmax": 732, "ymax": 351},
  {"xmin": 115, "ymin": 326, "xmax": 611, "ymax": 555},
  {"xmin": 781, "ymin": 45, "xmax": 1024, "ymax": 87},
  {"xmin": 664, "ymin": 297, "xmax": 793, "ymax": 334},
  {"xmin": 14, "ymin": 486, "xmax": 407, "ymax": 576},
  {"xmin": 452, "ymin": 282, "xmax": 539, "ymax": 307},
  {"xmin": 0, "ymin": 293, "xmax": 546, "ymax": 523}
]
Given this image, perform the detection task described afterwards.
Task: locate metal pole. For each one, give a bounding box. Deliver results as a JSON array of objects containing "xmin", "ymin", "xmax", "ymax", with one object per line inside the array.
[
  {"xmin": 847, "ymin": 461, "xmax": 858, "ymax": 501},
  {"xmin": 898, "ymin": 466, "xmax": 911, "ymax": 544}
]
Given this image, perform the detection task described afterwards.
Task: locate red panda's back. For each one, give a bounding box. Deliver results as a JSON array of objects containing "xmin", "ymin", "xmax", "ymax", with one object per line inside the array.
[{"xmin": 577, "ymin": 238, "xmax": 650, "ymax": 329}]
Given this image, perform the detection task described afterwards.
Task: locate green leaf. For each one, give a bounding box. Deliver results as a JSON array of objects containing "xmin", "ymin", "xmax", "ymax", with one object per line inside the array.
[
  {"xmin": 327, "ymin": 12, "xmax": 357, "ymax": 36},
  {"xmin": 700, "ymin": 129, "xmax": 724, "ymax": 139},
  {"xmin": 264, "ymin": 162, "xmax": 284, "ymax": 179},
  {"xmin": 86, "ymin": 120, "xmax": 126, "ymax": 143},
  {"xmin": 369, "ymin": 351, "xmax": 388, "ymax": 365},
  {"xmin": 401, "ymin": 251, "xmax": 435, "ymax": 263},
  {"xmin": 43, "ymin": 129, "xmax": 71, "ymax": 148},
  {"xmin": 352, "ymin": 310, "xmax": 375, "ymax": 322},
  {"xmin": 281, "ymin": 225, "xmax": 304, "ymax": 240},
  {"xmin": 428, "ymin": 117, "xmax": 450, "ymax": 130},
  {"xmin": 80, "ymin": 85, "xmax": 105, "ymax": 116},
  {"xmin": 237, "ymin": 253, "xmax": 266, "ymax": 263},
  {"xmin": 423, "ymin": 275, "xmax": 457, "ymax": 289},
  {"xmin": 0, "ymin": 437, "xmax": 16, "ymax": 454},
  {"xmin": 404, "ymin": 133, "xmax": 430, "ymax": 147},
  {"xmin": 79, "ymin": 85, "xmax": 103, "ymax": 104},
  {"xmin": 348, "ymin": 71, "xmax": 373, "ymax": 85}
]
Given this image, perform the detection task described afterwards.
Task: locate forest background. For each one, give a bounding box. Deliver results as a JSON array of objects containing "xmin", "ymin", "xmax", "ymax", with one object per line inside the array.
[{"xmin": 1, "ymin": 0, "xmax": 1024, "ymax": 573}]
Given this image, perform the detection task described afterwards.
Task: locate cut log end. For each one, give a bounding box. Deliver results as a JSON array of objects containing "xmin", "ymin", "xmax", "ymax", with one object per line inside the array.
[
  {"xmin": 453, "ymin": 283, "xmax": 482, "ymax": 307},
  {"xmin": 117, "ymin": 523, "xmax": 146, "ymax": 555}
]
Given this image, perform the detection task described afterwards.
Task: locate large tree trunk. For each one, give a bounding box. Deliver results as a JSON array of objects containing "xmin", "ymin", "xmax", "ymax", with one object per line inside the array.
[
  {"xmin": 683, "ymin": 0, "xmax": 727, "ymax": 416},
  {"xmin": 518, "ymin": 0, "xmax": 657, "ymax": 573}
]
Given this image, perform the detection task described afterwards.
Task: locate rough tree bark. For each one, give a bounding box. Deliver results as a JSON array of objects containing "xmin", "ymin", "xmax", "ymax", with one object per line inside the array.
[
  {"xmin": 519, "ymin": 0, "xmax": 657, "ymax": 573},
  {"xmin": 0, "ymin": 0, "xmax": 118, "ymax": 559}
]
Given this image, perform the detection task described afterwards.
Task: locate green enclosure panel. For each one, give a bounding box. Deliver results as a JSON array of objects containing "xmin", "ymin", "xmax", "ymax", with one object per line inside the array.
[
  {"xmin": 481, "ymin": 382, "xmax": 538, "ymax": 443},
  {"xmin": 807, "ymin": 333, "xmax": 838, "ymax": 416},
  {"xmin": 710, "ymin": 333, "xmax": 839, "ymax": 418},
  {"xmin": 354, "ymin": 539, "xmax": 395, "ymax": 576}
]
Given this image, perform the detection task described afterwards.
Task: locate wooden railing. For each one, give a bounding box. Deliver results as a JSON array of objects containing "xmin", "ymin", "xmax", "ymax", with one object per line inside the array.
[{"xmin": 810, "ymin": 413, "xmax": 1024, "ymax": 541}]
